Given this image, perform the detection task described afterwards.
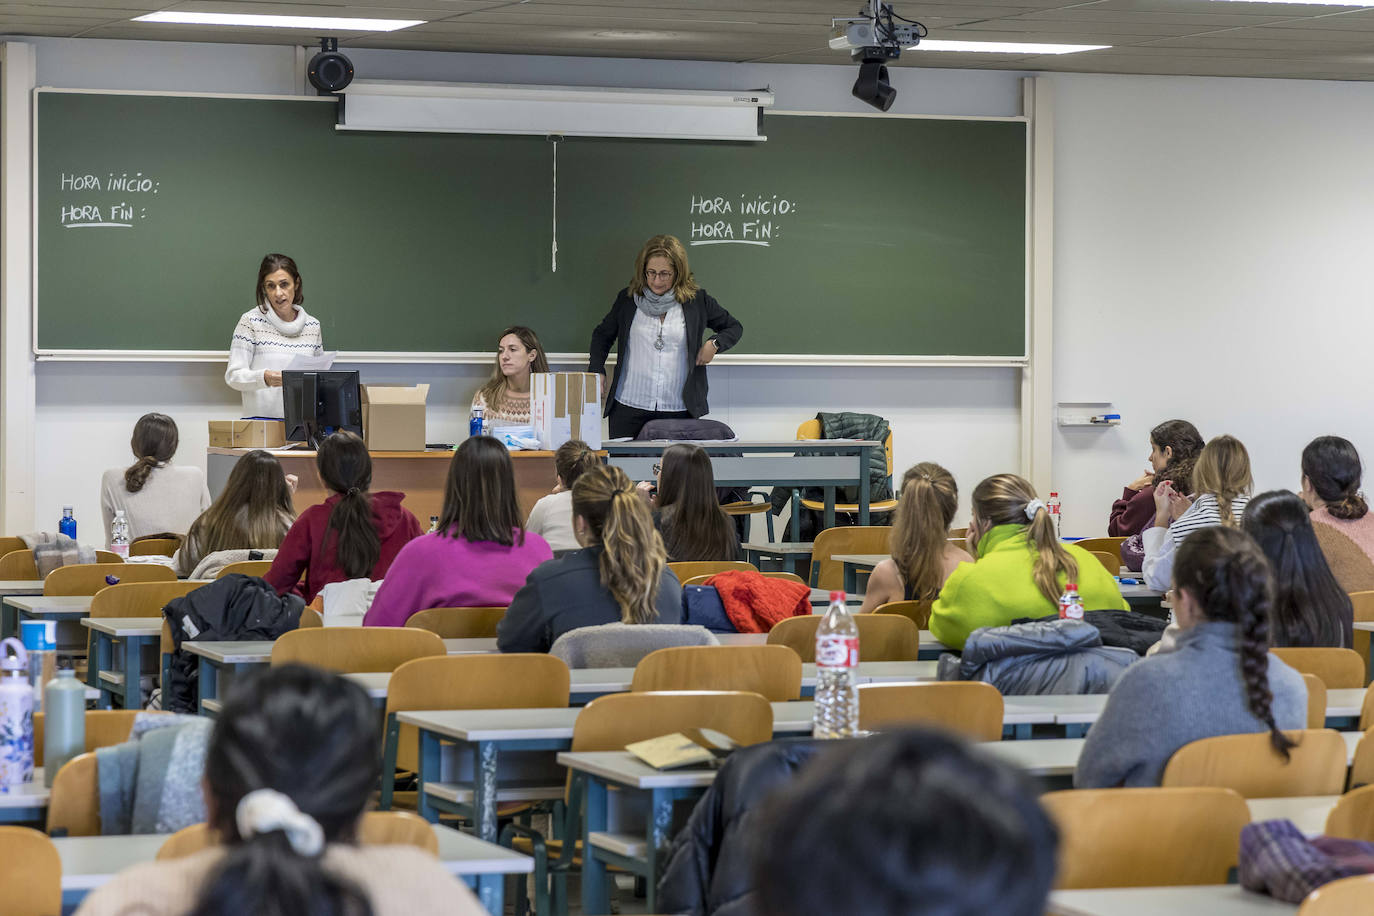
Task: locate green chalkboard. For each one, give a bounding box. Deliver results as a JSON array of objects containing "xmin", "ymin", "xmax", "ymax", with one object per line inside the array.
[{"xmin": 36, "ymin": 91, "xmax": 1026, "ymax": 358}]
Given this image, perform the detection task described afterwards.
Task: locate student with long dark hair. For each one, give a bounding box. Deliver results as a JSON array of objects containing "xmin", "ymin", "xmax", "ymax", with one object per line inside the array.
[
  {"xmin": 1243, "ymin": 490, "xmax": 1353, "ymax": 648},
  {"xmin": 265, "ymin": 430, "xmax": 422, "ymax": 602},
  {"xmin": 74, "ymin": 664, "xmax": 476, "ymax": 916},
  {"xmin": 100, "ymin": 412, "xmax": 211, "ymax": 540},
  {"xmin": 1301, "ymin": 435, "xmax": 1374, "ymax": 592},
  {"xmin": 860, "ymin": 462, "xmax": 970, "ymax": 613},
  {"xmin": 173, "ymin": 450, "xmax": 296, "ymax": 577},
  {"xmin": 1076, "ymin": 526, "xmax": 1307, "ymax": 788},
  {"xmin": 364, "ymin": 437, "xmax": 553, "ymax": 627},
  {"xmin": 648, "ymin": 443, "xmax": 738, "ymax": 562}
]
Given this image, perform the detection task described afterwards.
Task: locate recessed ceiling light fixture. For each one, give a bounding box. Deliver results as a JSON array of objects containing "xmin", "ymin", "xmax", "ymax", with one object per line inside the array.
[
  {"xmin": 132, "ymin": 11, "xmax": 425, "ymax": 32},
  {"xmin": 914, "ymin": 40, "xmax": 1110, "ymax": 54},
  {"xmin": 1210, "ymin": 0, "xmax": 1374, "ymax": 5}
]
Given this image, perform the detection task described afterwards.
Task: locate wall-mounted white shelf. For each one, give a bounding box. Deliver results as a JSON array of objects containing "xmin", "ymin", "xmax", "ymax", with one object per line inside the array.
[{"xmin": 1057, "ymin": 401, "xmax": 1120, "ymax": 427}]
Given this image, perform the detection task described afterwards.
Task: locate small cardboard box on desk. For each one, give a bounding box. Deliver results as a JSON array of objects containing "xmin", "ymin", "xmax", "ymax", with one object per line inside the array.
[
  {"xmin": 208, "ymin": 419, "xmax": 285, "ymax": 449},
  {"xmin": 531, "ymin": 372, "xmax": 602, "ymax": 450},
  {"xmin": 362, "ymin": 384, "xmax": 429, "ymax": 451}
]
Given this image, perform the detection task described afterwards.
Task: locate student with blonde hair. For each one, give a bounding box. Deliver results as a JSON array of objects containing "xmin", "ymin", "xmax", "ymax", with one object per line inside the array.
[
  {"xmin": 498, "ymin": 464, "xmax": 682, "ymax": 652},
  {"xmin": 859, "ymin": 462, "xmax": 970, "ymax": 613},
  {"xmin": 928, "ymin": 474, "xmax": 1127, "ymax": 650}
]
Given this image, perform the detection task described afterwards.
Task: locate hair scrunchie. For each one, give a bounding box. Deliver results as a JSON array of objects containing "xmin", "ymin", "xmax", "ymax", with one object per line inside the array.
[
  {"xmin": 347, "ymin": 487, "xmax": 361, "ymax": 496},
  {"xmin": 1024, "ymin": 499, "xmax": 1047, "ymax": 522},
  {"xmin": 236, "ymin": 788, "xmax": 324, "ymax": 857}
]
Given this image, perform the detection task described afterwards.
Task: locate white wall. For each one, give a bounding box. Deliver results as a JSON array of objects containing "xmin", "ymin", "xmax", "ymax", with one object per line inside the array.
[
  {"xmin": 15, "ymin": 37, "xmax": 1027, "ymax": 537},
  {"xmin": 1052, "ymin": 73, "xmax": 1374, "ymax": 536}
]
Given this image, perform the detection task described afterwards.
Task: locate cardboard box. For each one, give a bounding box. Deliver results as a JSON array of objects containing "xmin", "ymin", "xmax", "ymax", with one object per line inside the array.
[
  {"xmin": 531, "ymin": 372, "xmax": 602, "ymax": 450},
  {"xmin": 361, "ymin": 384, "xmax": 429, "ymax": 451},
  {"xmin": 208, "ymin": 419, "xmax": 286, "ymax": 449}
]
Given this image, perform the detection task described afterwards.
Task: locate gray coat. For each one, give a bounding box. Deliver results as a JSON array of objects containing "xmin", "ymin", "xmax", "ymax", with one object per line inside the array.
[
  {"xmin": 937, "ymin": 618, "xmax": 1138, "ymax": 695},
  {"xmin": 1075, "ymin": 620, "xmax": 1308, "ymax": 788}
]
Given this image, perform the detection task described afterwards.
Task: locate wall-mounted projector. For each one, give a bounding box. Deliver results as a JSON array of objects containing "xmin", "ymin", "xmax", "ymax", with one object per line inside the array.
[{"xmin": 829, "ymin": 18, "xmax": 923, "ymax": 61}]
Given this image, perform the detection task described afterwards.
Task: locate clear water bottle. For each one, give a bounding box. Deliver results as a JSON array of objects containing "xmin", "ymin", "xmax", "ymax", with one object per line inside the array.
[
  {"xmin": 428, "ymin": 516, "xmax": 440, "ymax": 534},
  {"xmin": 58, "ymin": 506, "xmax": 77, "ymax": 540},
  {"xmin": 1058, "ymin": 582, "xmax": 1084, "ymax": 620},
  {"xmin": 44, "ymin": 667, "xmax": 85, "ymax": 788},
  {"xmin": 0, "ymin": 637, "xmax": 33, "ymax": 788},
  {"xmin": 813, "ymin": 590, "xmax": 860, "ymax": 739},
  {"xmin": 109, "ymin": 510, "xmax": 130, "ymax": 560},
  {"xmin": 1047, "ymin": 491, "xmax": 1062, "ymax": 538},
  {"xmin": 469, "ymin": 406, "xmax": 485, "ymax": 439}
]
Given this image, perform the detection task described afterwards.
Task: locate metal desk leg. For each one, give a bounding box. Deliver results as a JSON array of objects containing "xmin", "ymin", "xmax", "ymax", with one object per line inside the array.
[
  {"xmin": 474, "ymin": 740, "xmax": 499, "ymax": 843},
  {"xmin": 645, "ymin": 788, "xmax": 676, "ymax": 915},
  {"xmin": 120, "ymin": 634, "xmax": 142, "ymax": 709},
  {"xmin": 0, "ymin": 601, "xmax": 15, "ymax": 641},
  {"xmin": 196, "ymin": 656, "xmax": 218, "ymax": 715},
  {"xmin": 790, "ymin": 489, "xmax": 801, "ymax": 542},
  {"xmin": 417, "ymin": 729, "xmax": 441, "ymax": 823},
  {"xmin": 92, "ymin": 632, "xmax": 113, "ymax": 709},
  {"xmin": 581, "ymin": 774, "xmax": 610, "ymax": 916},
  {"xmin": 859, "ymin": 444, "xmax": 872, "ymax": 526},
  {"xmin": 843, "ymin": 562, "xmax": 857, "ymax": 595},
  {"xmin": 823, "ymin": 487, "xmax": 836, "ymax": 531},
  {"xmin": 472, "ymin": 874, "xmax": 505, "ymax": 916}
]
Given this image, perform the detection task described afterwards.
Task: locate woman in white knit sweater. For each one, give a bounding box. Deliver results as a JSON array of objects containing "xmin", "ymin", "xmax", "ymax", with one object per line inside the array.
[{"xmin": 225, "ymin": 253, "xmax": 324, "ymax": 418}]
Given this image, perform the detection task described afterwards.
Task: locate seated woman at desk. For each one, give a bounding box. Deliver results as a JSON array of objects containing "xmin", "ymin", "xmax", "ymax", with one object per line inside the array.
[
  {"xmin": 498, "ymin": 464, "xmax": 682, "ymax": 653},
  {"xmin": 640, "ymin": 443, "xmax": 738, "ymax": 562},
  {"xmin": 470, "ymin": 326, "xmax": 548, "ymax": 427},
  {"xmin": 173, "ymin": 450, "xmax": 296, "ymax": 577},
  {"xmin": 364, "ymin": 436, "xmax": 553, "ymax": 627},
  {"xmin": 101, "ymin": 412, "xmax": 210, "ymax": 541},
  {"xmin": 224, "ymin": 253, "xmax": 325, "ymax": 419},
  {"xmin": 859, "ymin": 462, "xmax": 970, "ymax": 613}
]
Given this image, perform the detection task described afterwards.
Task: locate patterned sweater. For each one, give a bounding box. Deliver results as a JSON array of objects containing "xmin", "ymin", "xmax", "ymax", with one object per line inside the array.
[
  {"xmin": 472, "ymin": 386, "xmax": 532, "ymax": 426},
  {"xmin": 225, "ymin": 305, "xmax": 324, "ymax": 418}
]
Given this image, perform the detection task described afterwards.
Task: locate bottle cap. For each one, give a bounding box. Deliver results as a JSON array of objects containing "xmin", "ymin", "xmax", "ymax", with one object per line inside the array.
[
  {"xmin": 19, "ymin": 620, "xmax": 55, "ymax": 653},
  {"xmin": 62, "ymin": 505, "xmax": 73, "ymax": 512},
  {"xmin": 114, "ymin": 509, "xmax": 126, "ymax": 517},
  {"xmin": 829, "ymin": 590, "xmax": 846, "ymax": 602}
]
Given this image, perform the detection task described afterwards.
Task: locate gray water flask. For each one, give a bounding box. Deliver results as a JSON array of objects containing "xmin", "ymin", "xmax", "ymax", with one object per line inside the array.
[{"xmin": 44, "ymin": 668, "xmax": 85, "ymax": 788}]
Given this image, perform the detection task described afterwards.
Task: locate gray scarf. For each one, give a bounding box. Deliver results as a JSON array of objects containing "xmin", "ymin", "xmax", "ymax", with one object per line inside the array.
[{"xmin": 633, "ymin": 287, "xmax": 679, "ymax": 318}]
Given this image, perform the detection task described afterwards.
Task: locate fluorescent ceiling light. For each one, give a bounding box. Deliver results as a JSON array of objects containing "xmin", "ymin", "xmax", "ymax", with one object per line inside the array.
[
  {"xmin": 1210, "ymin": 1, "xmax": 1374, "ymax": 5},
  {"xmin": 912, "ymin": 39, "xmax": 1110, "ymax": 54},
  {"xmin": 132, "ymin": 12, "xmax": 424, "ymax": 32}
]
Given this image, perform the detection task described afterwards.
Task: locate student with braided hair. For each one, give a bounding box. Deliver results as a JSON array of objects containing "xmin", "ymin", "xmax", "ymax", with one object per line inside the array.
[{"xmin": 1076, "ymin": 526, "xmax": 1307, "ymax": 788}]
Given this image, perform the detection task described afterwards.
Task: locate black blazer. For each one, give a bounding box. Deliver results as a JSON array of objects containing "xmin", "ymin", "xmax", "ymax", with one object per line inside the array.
[
  {"xmin": 588, "ymin": 287, "xmax": 744, "ymax": 418},
  {"xmin": 496, "ymin": 546, "xmax": 683, "ymax": 653}
]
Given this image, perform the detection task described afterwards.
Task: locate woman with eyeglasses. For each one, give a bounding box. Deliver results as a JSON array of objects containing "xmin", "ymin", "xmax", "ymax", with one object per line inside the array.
[{"xmin": 588, "ymin": 234, "xmax": 744, "ymax": 439}]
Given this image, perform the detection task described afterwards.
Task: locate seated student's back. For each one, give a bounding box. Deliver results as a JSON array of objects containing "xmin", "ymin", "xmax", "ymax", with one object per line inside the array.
[
  {"xmin": 525, "ymin": 439, "xmax": 599, "ymax": 553},
  {"xmin": 650, "ymin": 443, "xmax": 739, "ymax": 563},
  {"xmin": 173, "ymin": 450, "xmax": 295, "ymax": 577},
  {"xmin": 365, "ymin": 436, "xmax": 553, "ymax": 627},
  {"xmin": 101, "ymin": 412, "xmax": 211, "ymax": 540},
  {"xmin": 1301, "ymin": 435, "xmax": 1374, "ymax": 592},
  {"xmin": 860, "ymin": 461, "xmax": 970, "ymax": 613}
]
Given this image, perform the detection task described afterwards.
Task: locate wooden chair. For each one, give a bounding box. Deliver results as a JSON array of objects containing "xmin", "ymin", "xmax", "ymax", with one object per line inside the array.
[
  {"xmin": 666, "ymin": 561, "xmax": 756, "ymax": 582},
  {"xmin": 44, "ymin": 562, "xmax": 174, "ymax": 596},
  {"xmin": 1349, "ymin": 730, "xmax": 1374, "ymax": 789},
  {"xmin": 129, "ymin": 535, "xmax": 182, "ymax": 557},
  {"xmin": 157, "ymin": 810, "xmax": 438, "ymax": 861},
  {"xmin": 857, "ymin": 682, "xmax": 1003, "ymax": 741},
  {"xmin": 1089, "ymin": 550, "xmax": 1119, "ymax": 574},
  {"xmin": 270, "ymin": 627, "xmax": 445, "ymax": 673},
  {"xmin": 94, "ymin": 551, "xmax": 123, "ymax": 564},
  {"xmin": 721, "ymin": 492, "xmax": 774, "ymax": 543},
  {"xmin": 808, "ymin": 525, "xmax": 892, "ymax": 590},
  {"xmin": 761, "ymin": 571, "xmax": 806, "ymax": 584},
  {"xmin": 0, "ymin": 549, "xmax": 38, "ymax": 579},
  {"xmin": 299, "ymin": 608, "xmax": 323, "ymax": 628},
  {"xmin": 0, "ymin": 536, "xmax": 26, "ymax": 559},
  {"xmin": 1271, "ymin": 647, "xmax": 1365, "ymax": 689},
  {"xmin": 1349, "ymin": 590, "xmax": 1374, "ymax": 682},
  {"xmin": 1360, "ymin": 683, "xmax": 1374, "ymax": 733},
  {"xmin": 949, "ymin": 527, "xmax": 968, "ymax": 538},
  {"xmin": 1041, "ymin": 787, "xmax": 1250, "ymax": 888},
  {"xmin": 631, "ymin": 645, "xmax": 802, "ymax": 701},
  {"xmin": 89, "ymin": 580, "xmax": 203, "ymax": 619},
  {"xmin": 405, "ymin": 606, "xmax": 506, "ymax": 639},
  {"xmin": 0, "ymin": 826, "xmax": 61, "ymax": 915},
  {"xmin": 1299, "ymin": 874, "xmax": 1374, "ymax": 914},
  {"xmin": 1160, "ymin": 729, "xmax": 1348, "ymax": 797},
  {"xmin": 874, "ymin": 599, "xmax": 934, "ymax": 628},
  {"xmin": 48, "ymin": 751, "xmax": 100, "ymax": 836},
  {"xmin": 795, "ymin": 419, "xmax": 899, "ymax": 521},
  {"xmin": 1303, "ymin": 674, "xmax": 1327, "ymax": 729},
  {"xmin": 767, "ymin": 614, "xmax": 919, "ymax": 662},
  {"xmin": 1075, "ymin": 536, "xmax": 1128, "ymax": 557},
  {"xmin": 1323, "ymin": 783, "xmax": 1374, "ymax": 840},
  {"xmin": 215, "ymin": 560, "xmax": 273, "ymax": 579},
  {"xmin": 33, "ymin": 708, "xmax": 168, "ymax": 766}
]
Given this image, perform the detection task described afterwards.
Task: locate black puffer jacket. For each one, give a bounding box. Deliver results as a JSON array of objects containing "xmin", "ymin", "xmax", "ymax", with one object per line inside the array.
[{"xmin": 657, "ymin": 738, "xmax": 827, "ymax": 916}]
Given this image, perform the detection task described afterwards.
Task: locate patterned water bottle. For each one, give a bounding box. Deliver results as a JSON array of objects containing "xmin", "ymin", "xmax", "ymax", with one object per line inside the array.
[{"xmin": 0, "ymin": 638, "xmax": 34, "ymax": 788}]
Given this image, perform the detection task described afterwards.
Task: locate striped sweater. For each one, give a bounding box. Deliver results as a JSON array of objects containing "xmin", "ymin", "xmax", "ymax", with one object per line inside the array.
[{"xmin": 224, "ymin": 305, "xmax": 324, "ymax": 418}]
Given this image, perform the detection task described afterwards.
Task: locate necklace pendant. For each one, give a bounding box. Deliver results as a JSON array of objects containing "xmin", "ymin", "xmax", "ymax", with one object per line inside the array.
[{"xmin": 654, "ymin": 334, "xmax": 665, "ymax": 351}]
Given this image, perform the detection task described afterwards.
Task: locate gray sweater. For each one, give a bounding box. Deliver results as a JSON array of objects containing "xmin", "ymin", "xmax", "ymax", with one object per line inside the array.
[{"xmin": 1075, "ymin": 620, "xmax": 1307, "ymax": 788}]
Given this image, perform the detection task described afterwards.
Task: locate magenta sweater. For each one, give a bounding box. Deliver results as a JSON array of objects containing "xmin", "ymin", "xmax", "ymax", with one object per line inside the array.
[{"xmin": 362, "ymin": 529, "xmax": 553, "ymax": 628}]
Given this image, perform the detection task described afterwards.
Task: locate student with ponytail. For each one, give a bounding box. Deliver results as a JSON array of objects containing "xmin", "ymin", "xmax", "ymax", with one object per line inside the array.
[
  {"xmin": 928, "ymin": 474, "xmax": 1126, "ymax": 651},
  {"xmin": 1077, "ymin": 526, "xmax": 1307, "ymax": 788},
  {"xmin": 498, "ymin": 464, "xmax": 682, "ymax": 652},
  {"xmin": 1300, "ymin": 435, "xmax": 1374, "ymax": 592},
  {"xmin": 264, "ymin": 430, "xmax": 423, "ymax": 602},
  {"xmin": 100, "ymin": 412, "xmax": 210, "ymax": 539},
  {"xmin": 859, "ymin": 462, "xmax": 971, "ymax": 613},
  {"xmin": 1243, "ymin": 491, "xmax": 1353, "ymax": 648},
  {"xmin": 74, "ymin": 664, "xmax": 474, "ymax": 916}
]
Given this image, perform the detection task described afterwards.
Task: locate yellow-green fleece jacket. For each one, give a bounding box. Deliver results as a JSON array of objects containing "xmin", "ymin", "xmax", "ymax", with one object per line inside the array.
[{"xmin": 929, "ymin": 524, "xmax": 1129, "ymax": 650}]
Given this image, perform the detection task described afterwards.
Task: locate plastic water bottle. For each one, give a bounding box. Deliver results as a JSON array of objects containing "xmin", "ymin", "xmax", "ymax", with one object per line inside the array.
[
  {"xmin": 428, "ymin": 516, "xmax": 439, "ymax": 534},
  {"xmin": 469, "ymin": 406, "xmax": 485, "ymax": 439},
  {"xmin": 813, "ymin": 590, "xmax": 859, "ymax": 739},
  {"xmin": 44, "ymin": 668, "xmax": 85, "ymax": 788},
  {"xmin": 1047, "ymin": 492, "xmax": 1062, "ymax": 538},
  {"xmin": 19, "ymin": 621, "xmax": 55, "ymax": 713},
  {"xmin": 1058, "ymin": 582, "xmax": 1084, "ymax": 621},
  {"xmin": 109, "ymin": 510, "xmax": 130, "ymax": 560},
  {"xmin": 0, "ymin": 637, "xmax": 33, "ymax": 788},
  {"xmin": 58, "ymin": 506, "xmax": 77, "ymax": 540}
]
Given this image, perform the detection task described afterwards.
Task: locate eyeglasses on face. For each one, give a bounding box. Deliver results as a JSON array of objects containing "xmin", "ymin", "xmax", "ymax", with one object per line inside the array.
[{"xmin": 645, "ymin": 269, "xmax": 675, "ymax": 281}]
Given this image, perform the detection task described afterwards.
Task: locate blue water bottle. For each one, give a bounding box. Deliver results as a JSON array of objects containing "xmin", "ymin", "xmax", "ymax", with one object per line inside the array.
[
  {"xmin": 58, "ymin": 506, "xmax": 76, "ymax": 540},
  {"xmin": 469, "ymin": 405, "xmax": 485, "ymax": 439}
]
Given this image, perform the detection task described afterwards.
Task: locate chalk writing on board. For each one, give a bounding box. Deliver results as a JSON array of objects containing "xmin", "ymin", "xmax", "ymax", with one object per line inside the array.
[
  {"xmin": 688, "ymin": 194, "xmax": 795, "ymax": 247},
  {"xmin": 57, "ymin": 172, "xmax": 160, "ymax": 229}
]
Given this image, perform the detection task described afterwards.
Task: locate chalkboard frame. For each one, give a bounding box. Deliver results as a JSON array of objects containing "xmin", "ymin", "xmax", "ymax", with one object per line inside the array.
[{"xmin": 32, "ymin": 88, "xmax": 1032, "ymax": 367}]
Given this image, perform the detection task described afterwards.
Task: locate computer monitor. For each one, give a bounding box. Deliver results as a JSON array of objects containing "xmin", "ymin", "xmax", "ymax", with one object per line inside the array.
[{"xmin": 282, "ymin": 370, "xmax": 363, "ymax": 448}]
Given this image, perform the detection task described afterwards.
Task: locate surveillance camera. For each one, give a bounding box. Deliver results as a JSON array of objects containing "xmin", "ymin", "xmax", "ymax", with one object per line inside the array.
[{"xmin": 308, "ymin": 37, "xmax": 354, "ymax": 94}]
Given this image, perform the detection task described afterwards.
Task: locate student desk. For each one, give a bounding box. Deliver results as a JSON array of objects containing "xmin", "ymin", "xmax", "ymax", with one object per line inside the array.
[
  {"xmin": 741, "ymin": 540, "xmax": 813, "ymax": 576},
  {"xmin": 53, "ymin": 823, "xmax": 533, "ymax": 914},
  {"xmin": 0, "ymin": 588, "xmax": 74, "ymax": 639},
  {"xmin": 0, "ymin": 767, "xmax": 49, "ymax": 824},
  {"xmin": 1050, "ymin": 886, "xmax": 1296, "ymax": 915},
  {"xmin": 83, "ymin": 617, "xmax": 161, "ymax": 710}
]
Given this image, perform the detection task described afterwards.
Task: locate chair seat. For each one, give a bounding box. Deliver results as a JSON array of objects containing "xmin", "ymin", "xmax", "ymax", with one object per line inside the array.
[
  {"xmin": 722, "ymin": 502, "xmax": 772, "ymax": 515},
  {"xmin": 800, "ymin": 498, "xmax": 898, "ymax": 513},
  {"xmin": 424, "ymin": 782, "xmax": 565, "ymax": 805}
]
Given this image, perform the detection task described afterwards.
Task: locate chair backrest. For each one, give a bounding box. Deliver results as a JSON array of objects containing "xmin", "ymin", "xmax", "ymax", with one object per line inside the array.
[
  {"xmin": 129, "ymin": 536, "xmax": 182, "ymax": 557},
  {"xmin": 1349, "ymin": 731, "xmax": 1374, "ymax": 790},
  {"xmin": 550, "ymin": 623, "xmax": 718, "ymax": 669},
  {"xmin": 44, "ymin": 562, "xmax": 175, "ymax": 596},
  {"xmin": 270, "ymin": 627, "xmax": 445, "ymax": 673},
  {"xmin": 157, "ymin": 811, "xmax": 438, "ymax": 861},
  {"xmin": 572, "ymin": 690, "xmax": 773, "ymax": 751},
  {"xmin": 1271, "ymin": 647, "xmax": 1365, "ymax": 689},
  {"xmin": 856, "ymin": 682, "xmax": 1004, "ymax": 741},
  {"xmin": 1298, "ymin": 874, "xmax": 1374, "ymax": 915},
  {"xmin": 666, "ymin": 561, "xmax": 756, "ymax": 582},
  {"xmin": 1075, "ymin": 536, "xmax": 1128, "ymax": 556},
  {"xmin": 157, "ymin": 822, "xmax": 214, "ymax": 860},
  {"xmin": 0, "ymin": 826, "xmax": 61, "ymax": 915},
  {"xmin": 761, "ymin": 571, "xmax": 806, "ymax": 584},
  {"xmin": 298, "ymin": 607, "xmax": 323, "ymax": 628},
  {"xmin": 1160, "ymin": 729, "xmax": 1347, "ymax": 797},
  {"xmin": 1324, "ymin": 783, "xmax": 1374, "ymax": 841},
  {"xmin": 47, "ymin": 751, "xmax": 100, "ymax": 836},
  {"xmin": 0, "ymin": 549, "xmax": 37, "ymax": 580},
  {"xmin": 1302, "ymin": 674, "xmax": 1327, "ymax": 729},
  {"xmin": 766, "ymin": 614, "xmax": 919, "ymax": 662},
  {"xmin": 873, "ymin": 599, "xmax": 934, "ymax": 628},
  {"xmin": 809, "ymin": 526, "xmax": 892, "ymax": 590},
  {"xmin": 404, "ymin": 606, "xmax": 506, "ymax": 639},
  {"xmin": 386, "ymin": 654, "xmax": 571, "ymax": 772},
  {"xmin": 0, "ymin": 536, "xmax": 26, "ymax": 559},
  {"xmin": 1089, "ymin": 550, "xmax": 1119, "ymax": 574},
  {"xmin": 33, "ymin": 709, "xmax": 168, "ymax": 767},
  {"xmin": 215, "ymin": 560, "xmax": 273, "ymax": 579},
  {"xmin": 1041, "ymin": 787, "xmax": 1250, "ymax": 888},
  {"xmin": 797, "ymin": 419, "xmax": 893, "ymax": 476},
  {"xmin": 88, "ymin": 580, "xmax": 204, "ymax": 619},
  {"xmin": 94, "ymin": 550, "xmax": 122, "ymax": 564},
  {"xmin": 631, "ymin": 645, "xmax": 802, "ymax": 701},
  {"xmin": 1351, "ymin": 590, "xmax": 1374, "ymax": 685}
]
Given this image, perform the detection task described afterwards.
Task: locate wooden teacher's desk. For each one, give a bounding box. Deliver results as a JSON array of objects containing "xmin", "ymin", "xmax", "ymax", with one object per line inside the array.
[{"xmin": 207, "ymin": 447, "xmax": 559, "ymax": 523}]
